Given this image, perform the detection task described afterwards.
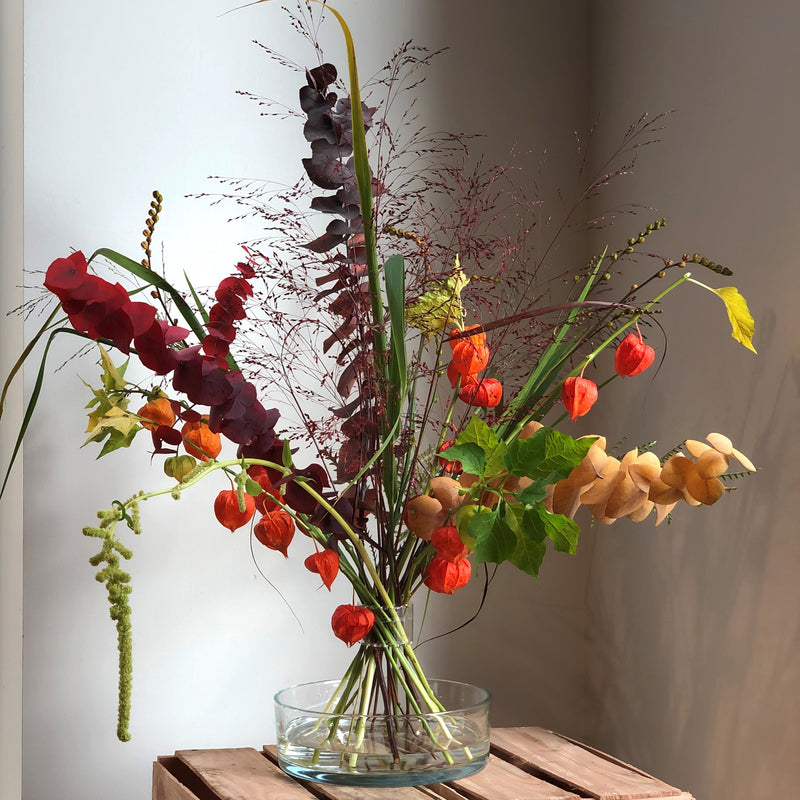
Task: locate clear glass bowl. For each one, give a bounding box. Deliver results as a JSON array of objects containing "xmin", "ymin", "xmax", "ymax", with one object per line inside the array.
[{"xmin": 274, "ymin": 678, "xmax": 491, "ymax": 787}]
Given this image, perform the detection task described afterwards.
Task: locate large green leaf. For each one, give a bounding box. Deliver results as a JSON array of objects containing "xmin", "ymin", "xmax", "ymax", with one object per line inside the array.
[
  {"xmin": 453, "ymin": 416, "xmax": 507, "ymax": 479},
  {"xmin": 469, "ymin": 507, "xmax": 517, "ymax": 565},
  {"xmin": 522, "ymin": 503, "xmax": 580, "ymax": 555},
  {"xmin": 1, "ymin": 326, "xmax": 88, "ymax": 499},
  {"xmin": 383, "ymin": 254, "xmax": 407, "ymax": 511},
  {"xmin": 504, "ymin": 427, "xmax": 595, "ymax": 482}
]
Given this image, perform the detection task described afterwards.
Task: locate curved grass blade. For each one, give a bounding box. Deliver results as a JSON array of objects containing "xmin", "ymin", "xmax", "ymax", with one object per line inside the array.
[
  {"xmin": 0, "ymin": 326, "xmax": 89, "ymax": 499},
  {"xmin": 0, "ymin": 305, "xmax": 62, "ymax": 423},
  {"xmin": 89, "ymin": 248, "xmax": 206, "ymax": 344}
]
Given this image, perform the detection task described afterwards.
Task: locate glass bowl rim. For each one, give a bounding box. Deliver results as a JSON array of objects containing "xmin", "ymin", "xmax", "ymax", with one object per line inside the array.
[{"xmin": 274, "ymin": 677, "xmax": 491, "ymax": 717}]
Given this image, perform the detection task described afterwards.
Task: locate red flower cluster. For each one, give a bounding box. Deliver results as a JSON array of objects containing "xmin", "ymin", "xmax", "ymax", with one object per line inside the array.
[
  {"xmin": 44, "ymin": 251, "xmax": 281, "ymax": 461},
  {"xmin": 44, "ymin": 251, "xmax": 179, "ymax": 360},
  {"xmin": 447, "ymin": 325, "xmax": 502, "ymax": 408}
]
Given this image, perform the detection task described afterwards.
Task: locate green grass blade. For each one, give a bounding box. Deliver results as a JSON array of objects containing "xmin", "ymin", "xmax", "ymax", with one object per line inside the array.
[
  {"xmin": 0, "ymin": 305, "xmax": 62, "ymax": 423},
  {"xmin": 1, "ymin": 326, "xmax": 80, "ymax": 499}
]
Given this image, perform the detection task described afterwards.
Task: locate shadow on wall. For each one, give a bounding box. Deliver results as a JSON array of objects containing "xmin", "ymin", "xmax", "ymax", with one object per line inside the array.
[
  {"xmin": 587, "ymin": 304, "xmax": 800, "ymax": 797},
  {"xmin": 420, "ymin": 0, "xmax": 595, "ymax": 742}
]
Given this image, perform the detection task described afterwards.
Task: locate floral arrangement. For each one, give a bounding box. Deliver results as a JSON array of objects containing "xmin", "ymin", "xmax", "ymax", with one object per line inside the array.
[{"xmin": 1, "ymin": 0, "xmax": 756, "ymax": 769}]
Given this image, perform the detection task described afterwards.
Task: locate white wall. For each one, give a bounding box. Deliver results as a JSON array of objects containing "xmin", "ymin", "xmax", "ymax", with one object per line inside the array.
[
  {"xmin": 19, "ymin": 2, "xmax": 440, "ymax": 798},
  {"xmin": 1, "ymin": 0, "xmax": 24, "ymax": 798},
  {"xmin": 17, "ymin": 2, "xmax": 566, "ymax": 798},
  {"xmin": 585, "ymin": 3, "xmax": 800, "ymax": 798}
]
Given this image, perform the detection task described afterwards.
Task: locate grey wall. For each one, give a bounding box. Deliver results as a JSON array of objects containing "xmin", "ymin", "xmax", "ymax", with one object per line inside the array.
[{"xmin": 585, "ymin": 3, "xmax": 800, "ymax": 797}]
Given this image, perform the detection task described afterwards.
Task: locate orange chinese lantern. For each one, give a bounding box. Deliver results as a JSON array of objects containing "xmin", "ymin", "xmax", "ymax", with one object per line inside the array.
[
  {"xmin": 430, "ymin": 525, "xmax": 469, "ymax": 563},
  {"xmin": 137, "ymin": 397, "xmax": 176, "ymax": 431},
  {"xmin": 331, "ymin": 604, "xmax": 375, "ymax": 646},
  {"xmin": 614, "ymin": 331, "xmax": 655, "ymax": 377},
  {"xmin": 304, "ymin": 549, "xmax": 340, "ymax": 590},
  {"xmin": 254, "ymin": 508, "xmax": 295, "ymax": 556},
  {"xmin": 561, "ymin": 375, "xmax": 598, "ymax": 420},
  {"xmin": 449, "ymin": 325, "xmax": 490, "ymax": 376},
  {"xmin": 424, "ymin": 555, "xmax": 471, "ymax": 594},
  {"xmin": 181, "ymin": 418, "xmax": 222, "ymax": 461},
  {"xmin": 213, "ymin": 489, "xmax": 256, "ymax": 532},
  {"xmin": 459, "ymin": 377, "xmax": 502, "ymax": 408}
]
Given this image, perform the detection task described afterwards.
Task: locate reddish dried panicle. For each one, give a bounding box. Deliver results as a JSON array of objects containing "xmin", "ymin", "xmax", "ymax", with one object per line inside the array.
[
  {"xmin": 304, "ymin": 549, "xmax": 340, "ymax": 590},
  {"xmin": 213, "ymin": 489, "xmax": 256, "ymax": 532},
  {"xmin": 615, "ymin": 332, "xmax": 655, "ymax": 377},
  {"xmin": 331, "ymin": 604, "xmax": 375, "ymax": 646},
  {"xmin": 424, "ymin": 555, "xmax": 471, "ymax": 594},
  {"xmin": 561, "ymin": 376, "xmax": 598, "ymax": 420},
  {"xmin": 459, "ymin": 377, "xmax": 502, "ymax": 408},
  {"xmin": 430, "ymin": 526, "xmax": 469, "ymax": 562},
  {"xmin": 254, "ymin": 509, "xmax": 295, "ymax": 557}
]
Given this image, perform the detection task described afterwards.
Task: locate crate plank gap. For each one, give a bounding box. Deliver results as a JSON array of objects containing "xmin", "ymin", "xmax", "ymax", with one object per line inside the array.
[{"xmin": 152, "ymin": 726, "xmax": 694, "ymax": 800}]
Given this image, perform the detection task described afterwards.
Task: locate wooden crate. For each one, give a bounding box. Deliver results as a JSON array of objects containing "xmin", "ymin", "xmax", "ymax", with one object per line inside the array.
[{"xmin": 153, "ymin": 726, "xmax": 694, "ymax": 800}]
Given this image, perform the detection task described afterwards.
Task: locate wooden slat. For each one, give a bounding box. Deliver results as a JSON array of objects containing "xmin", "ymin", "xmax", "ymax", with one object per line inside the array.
[
  {"xmin": 434, "ymin": 753, "xmax": 584, "ymax": 800},
  {"xmin": 175, "ymin": 748, "xmax": 309, "ymax": 800},
  {"xmin": 490, "ymin": 728, "xmax": 683, "ymax": 800},
  {"xmin": 152, "ymin": 760, "xmax": 203, "ymax": 800},
  {"xmin": 263, "ymin": 744, "xmax": 450, "ymax": 800}
]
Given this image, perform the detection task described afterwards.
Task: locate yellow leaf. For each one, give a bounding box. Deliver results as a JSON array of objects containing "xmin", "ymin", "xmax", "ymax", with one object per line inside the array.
[
  {"xmin": 98, "ymin": 343, "xmax": 130, "ymax": 391},
  {"xmin": 713, "ymin": 286, "xmax": 756, "ymax": 353},
  {"xmin": 83, "ymin": 406, "xmax": 140, "ymax": 445},
  {"xmin": 405, "ymin": 256, "xmax": 470, "ymax": 335}
]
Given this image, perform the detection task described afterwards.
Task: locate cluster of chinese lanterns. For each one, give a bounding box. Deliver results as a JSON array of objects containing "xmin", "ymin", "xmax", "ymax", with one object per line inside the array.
[{"xmin": 447, "ymin": 325, "xmax": 503, "ymax": 408}]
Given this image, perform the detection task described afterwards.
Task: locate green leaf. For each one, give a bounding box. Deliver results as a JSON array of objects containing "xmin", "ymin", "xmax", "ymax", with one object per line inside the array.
[
  {"xmin": 97, "ymin": 344, "xmax": 130, "ymax": 392},
  {"xmin": 95, "ymin": 423, "xmax": 141, "ymax": 459},
  {"xmin": 468, "ymin": 507, "xmax": 517, "ymax": 565},
  {"xmin": 504, "ymin": 427, "xmax": 596, "ymax": 483},
  {"xmin": 453, "ymin": 416, "xmax": 507, "ymax": 478},
  {"xmin": 455, "ymin": 415, "xmax": 498, "ymax": 450},
  {"xmin": 1, "ymin": 326, "xmax": 88, "ymax": 499},
  {"xmin": 245, "ymin": 477, "xmax": 263, "ymax": 497},
  {"xmin": 522, "ymin": 503, "xmax": 580, "ymax": 555},
  {"xmin": 515, "ymin": 478, "xmax": 550, "ymax": 505},
  {"xmin": 442, "ymin": 443, "xmax": 487, "ymax": 477},
  {"xmin": 506, "ymin": 504, "xmax": 548, "ymax": 578}
]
